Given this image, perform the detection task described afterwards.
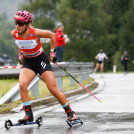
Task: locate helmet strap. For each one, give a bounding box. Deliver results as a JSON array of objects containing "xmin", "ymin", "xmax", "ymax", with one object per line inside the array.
[{"xmin": 18, "ymin": 27, "xmax": 28, "ymax": 35}]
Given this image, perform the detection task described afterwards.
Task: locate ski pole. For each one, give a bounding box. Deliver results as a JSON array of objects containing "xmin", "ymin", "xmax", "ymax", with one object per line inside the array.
[
  {"xmin": 56, "ymin": 62, "xmax": 102, "ymax": 103},
  {"xmin": 37, "ymin": 74, "xmax": 44, "ymax": 82}
]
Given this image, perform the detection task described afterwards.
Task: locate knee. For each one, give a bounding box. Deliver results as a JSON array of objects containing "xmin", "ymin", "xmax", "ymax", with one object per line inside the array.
[{"xmin": 19, "ymin": 81, "xmax": 28, "ymax": 92}]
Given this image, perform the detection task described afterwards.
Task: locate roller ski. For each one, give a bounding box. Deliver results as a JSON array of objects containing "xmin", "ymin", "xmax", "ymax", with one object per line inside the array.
[
  {"xmin": 66, "ymin": 111, "xmax": 83, "ymax": 127},
  {"xmin": 63, "ymin": 102, "xmax": 83, "ymax": 127},
  {"xmin": 5, "ymin": 105, "xmax": 43, "ymax": 129},
  {"xmin": 5, "ymin": 117, "xmax": 43, "ymax": 129}
]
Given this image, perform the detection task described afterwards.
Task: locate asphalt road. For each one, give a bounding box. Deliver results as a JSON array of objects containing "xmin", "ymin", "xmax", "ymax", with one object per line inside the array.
[{"xmin": 0, "ymin": 73, "xmax": 134, "ymax": 134}]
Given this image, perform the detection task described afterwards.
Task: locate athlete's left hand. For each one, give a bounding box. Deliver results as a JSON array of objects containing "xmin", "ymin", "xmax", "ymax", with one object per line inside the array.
[
  {"xmin": 19, "ymin": 54, "xmax": 24, "ymax": 65},
  {"xmin": 50, "ymin": 52, "xmax": 57, "ymax": 63}
]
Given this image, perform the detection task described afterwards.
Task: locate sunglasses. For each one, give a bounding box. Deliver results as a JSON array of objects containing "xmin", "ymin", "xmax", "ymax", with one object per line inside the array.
[{"xmin": 15, "ymin": 20, "xmax": 26, "ymax": 26}]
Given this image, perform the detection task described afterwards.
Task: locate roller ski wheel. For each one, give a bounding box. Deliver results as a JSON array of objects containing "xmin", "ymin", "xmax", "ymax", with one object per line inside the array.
[
  {"xmin": 66, "ymin": 118, "xmax": 83, "ymax": 127},
  {"xmin": 5, "ymin": 120, "xmax": 12, "ymax": 129},
  {"xmin": 36, "ymin": 117, "xmax": 43, "ymax": 127}
]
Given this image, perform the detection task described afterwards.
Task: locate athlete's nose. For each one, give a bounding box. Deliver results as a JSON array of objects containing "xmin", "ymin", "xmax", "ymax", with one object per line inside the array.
[{"xmin": 16, "ymin": 24, "xmax": 19, "ymax": 27}]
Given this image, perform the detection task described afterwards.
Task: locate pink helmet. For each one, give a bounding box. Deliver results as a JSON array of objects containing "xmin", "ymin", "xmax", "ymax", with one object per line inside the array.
[{"xmin": 14, "ymin": 10, "xmax": 33, "ymax": 23}]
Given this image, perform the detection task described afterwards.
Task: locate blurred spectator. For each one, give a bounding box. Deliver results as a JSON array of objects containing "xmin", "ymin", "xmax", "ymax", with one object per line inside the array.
[
  {"xmin": 133, "ymin": 60, "xmax": 134, "ymax": 65},
  {"xmin": 121, "ymin": 51, "xmax": 129, "ymax": 74},
  {"xmin": 93, "ymin": 49, "xmax": 108, "ymax": 74},
  {"xmin": 55, "ymin": 23, "xmax": 66, "ymax": 62}
]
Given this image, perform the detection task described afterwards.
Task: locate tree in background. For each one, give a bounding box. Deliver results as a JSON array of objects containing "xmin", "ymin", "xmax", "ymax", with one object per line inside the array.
[
  {"xmin": 118, "ymin": 0, "xmax": 134, "ymax": 71},
  {"xmin": 20, "ymin": 0, "xmax": 59, "ymax": 53},
  {"xmin": 103, "ymin": 0, "xmax": 131, "ymax": 71},
  {"xmin": 0, "ymin": 0, "xmax": 134, "ymax": 71},
  {"xmin": 20, "ymin": 0, "xmax": 59, "ymax": 29},
  {"xmin": 0, "ymin": 13, "xmax": 18, "ymax": 63},
  {"xmin": 56, "ymin": 0, "xmax": 114, "ymax": 71},
  {"xmin": 14, "ymin": 0, "xmax": 134, "ymax": 71}
]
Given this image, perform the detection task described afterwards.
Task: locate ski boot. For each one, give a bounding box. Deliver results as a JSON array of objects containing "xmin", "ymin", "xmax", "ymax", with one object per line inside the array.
[
  {"xmin": 63, "ymin": 103, "xmax": 83, "ymax": 127},
  {"xmin": 67, "ymin": 110, "xmax": 78, "ymax": 120},
  {"xmin": 66, "ymin": 111, "xmax": 83, "ymax": 127},
  {"xmin": 18, "ymin": 105, "xmax": 34, "ymax": 124}
]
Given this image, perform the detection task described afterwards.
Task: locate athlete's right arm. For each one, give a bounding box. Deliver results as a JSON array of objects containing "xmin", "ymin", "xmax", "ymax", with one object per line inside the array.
[
  {"xmin": 95, "ymin": 54, "xmax": 98, "ymax": 60},
  {"xmin": 11, "ymin": 29, "xmax": 24, "ymax": 64},
  {"xmin": 11, "ymin": 30, "xmax": 15, "ymax": 37},
  {"xmin": 95, "ymin": 53, "xmax": 99, "ymax": 60}
]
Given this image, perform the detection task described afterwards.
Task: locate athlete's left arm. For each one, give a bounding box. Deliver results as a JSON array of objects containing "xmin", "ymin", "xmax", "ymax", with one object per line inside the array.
[
  {"xmin": 35, "ymin": 29, "xmax": 56, "ymax": 50},
  {"xmin": 105, "ymin": 53, "xmax": 108, "ymax": 60}
]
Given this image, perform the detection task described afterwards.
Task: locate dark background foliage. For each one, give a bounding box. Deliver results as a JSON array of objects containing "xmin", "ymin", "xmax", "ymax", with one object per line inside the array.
[{"xmin": 0, "ymin": 0, "xmax": 134, "ymax": 71}]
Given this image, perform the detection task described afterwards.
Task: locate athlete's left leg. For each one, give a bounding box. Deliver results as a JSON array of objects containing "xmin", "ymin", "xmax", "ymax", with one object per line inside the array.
[
  {"xmin": 100, "ymin": 63, "xmax": 104, "ymax": 73},
  {"xmin": 41, "ymin": 71, "xmax": 78, "ymax": 120},
  {"xmin": 41, "ymin": 71, "xmax": 67, "ymax": 104}
]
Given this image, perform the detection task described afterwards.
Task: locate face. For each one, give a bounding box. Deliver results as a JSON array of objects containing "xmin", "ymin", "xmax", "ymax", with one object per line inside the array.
[
  {"xmin": 124, "ymin": 52, "xmax": 127, "ymax": 55},
  {"xmin": 58, "ymin": 25, "xmax": 64, "ymax": 32},
  {"xmin": 15, "ymin": 20, "xmax": 26, "ymax": 33}
]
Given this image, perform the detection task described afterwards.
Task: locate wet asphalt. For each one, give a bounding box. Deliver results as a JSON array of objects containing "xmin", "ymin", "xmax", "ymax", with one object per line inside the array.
[{"xmin": 0, "ymin": 73, "xmax": 134, "ymax": 134}]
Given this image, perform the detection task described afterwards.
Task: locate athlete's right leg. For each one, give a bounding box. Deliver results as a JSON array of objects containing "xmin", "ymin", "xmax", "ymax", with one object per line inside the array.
[
  {"xmin": 60, "ymin": 46, "xmax": 64, "ymax": 62},
  {"xmin": 56, "ymin": 46, "xmax": 62, "ymax": 62},
  {"xmin": 19, "ymin": 68, "xmax": 36, "ymax": 102},
  {"xmin": 18, "ymin": 68, "xmax": 36, "ymax": 123},
  {"xmin": 94, "ymin": 63, "xmax": 100, "ymax": 72}
]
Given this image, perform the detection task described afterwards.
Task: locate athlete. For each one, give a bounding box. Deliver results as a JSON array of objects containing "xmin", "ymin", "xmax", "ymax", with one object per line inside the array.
[
  {"xmin": 121, "ymin": 51, "xmax": 129, "ymax": 74},
  {"xmin": 93, "ymin": 49, "xmax": 108, "ymax": 74},
  {"xmin": 11, "ymin": 10, "xmax": 79, "ymax": 124}
]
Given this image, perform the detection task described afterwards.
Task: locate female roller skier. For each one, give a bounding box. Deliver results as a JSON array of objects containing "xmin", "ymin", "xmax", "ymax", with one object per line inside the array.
[
  {"xmin": 11, "ymin": 10, "xmax": 80, "ymax": 125},
  {"xmin": 93, "ymin": 49, "xmax": 108, "ymax": 74}
]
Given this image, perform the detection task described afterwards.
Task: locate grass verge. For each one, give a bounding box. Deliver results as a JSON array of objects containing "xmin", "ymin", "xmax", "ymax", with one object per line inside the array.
[{"xmin": 0, "ymin": 76, "xmax": 96, "ymax": 113}]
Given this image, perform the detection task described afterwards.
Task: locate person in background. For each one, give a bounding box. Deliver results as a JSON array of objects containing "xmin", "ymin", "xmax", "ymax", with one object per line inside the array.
[
  {"xmin": 11, "ymin": 10, "xmax": 79, "ymax": 124},
  {"xmin": 132, "ymin": 60, "xmax": 134, "ymax": 65},
  {"xmin": 55, "ymin": 23, "xmax": 66, "ymax": 62},
  {"xmin": 121, "ymin": 51, "xmax": 129, "ymax": 74},
  {"xmin": 93, "ymin": 49, "xmax": 108, "ymax": 74}
]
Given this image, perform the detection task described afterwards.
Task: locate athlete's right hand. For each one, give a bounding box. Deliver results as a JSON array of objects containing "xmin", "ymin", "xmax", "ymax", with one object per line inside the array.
[{"xmin": 19, "ymin": 54, "xmax": 24, "ymax": 65}]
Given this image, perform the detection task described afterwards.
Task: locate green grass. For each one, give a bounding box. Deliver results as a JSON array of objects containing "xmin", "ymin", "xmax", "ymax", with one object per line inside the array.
[
  {"xmin": 29, "ymin": 76, "xmax": 94, "ymax": 100},
  {"xmin": 0, "ymin": 76, "xmax": 94, "ymax": 113},
  {"xmin": 0, "ymin": 100, "xmax": 22, "ymax": 113},
  {"xmin": 0, "ymin": 79, "xmax": 19, "ymax": 98}
]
